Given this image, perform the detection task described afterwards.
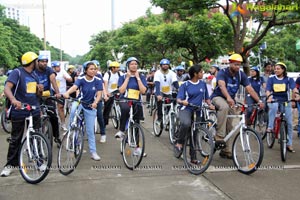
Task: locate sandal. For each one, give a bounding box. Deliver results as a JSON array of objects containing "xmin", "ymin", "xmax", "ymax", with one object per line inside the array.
[{"xmin": 287, "ymin": 146, "xmax": 296, "ymax": 153}]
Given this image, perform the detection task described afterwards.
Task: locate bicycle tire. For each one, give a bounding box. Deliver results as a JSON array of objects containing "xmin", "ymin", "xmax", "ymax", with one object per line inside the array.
[
  {"xmin": 152, "ymin": 109, "xmax": 163, "ymax": 136},
  {"xmin": 232, "ymin": 128, "xmax": 264, "ymax": 175},
  {"xmin": 1, "ymin": 110, "xmax": 12, "ymax": 134},
  {"xmin": 41, "ymin": 117, "xmax": 53, "ymax": 148},
  {"xmin": 253, "ymin": 110, "xmax": 268, "ymax": 140},
  {"xmin": 57, "ymin": 127, "xmax": 84, "ymax": 175},
  {"xmin": 19, "ymin": 132, "xmax": 52, "ymax": 184},
  {"xmin": 111, "ymin": 106, "xmax": 119, "ymax": 129},
  {"xmin": 183, "ymin": 126, "xmax": 214, "ymax": 175},
  {"xmin": 169, "ymin": 112, "xmax": 177, "ymax": 144},
  {"xmin": 122, "ymin": 123, "xmax": 145, "ymax": 170},
  {"xmin": 280, "ymin": 121, "xmax": 287, "ymax": 162},
  {"xmin": 266, "ymin": 130, "xmax": 275, "ymax": 148}
]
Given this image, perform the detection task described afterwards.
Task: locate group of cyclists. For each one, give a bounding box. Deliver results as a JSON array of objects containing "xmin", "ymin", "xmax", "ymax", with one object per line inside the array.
[{"xmin": 1, "ymin": 50, "xmax": 299, "ymax": 178}]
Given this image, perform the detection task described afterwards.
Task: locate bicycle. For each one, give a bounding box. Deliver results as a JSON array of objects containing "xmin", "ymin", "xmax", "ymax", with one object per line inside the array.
[
  {"xmin": 148, "ymin": 93, "xmax": 156, "ymax": 116},
  {"xmin": 200, "ymin": 102, "xmax": 217, "ymax": 137},
  {"xmin": 57, "ymin": 98, "xmax": 87, "ymax": 175},
  {"xmin": 179, "ymin": 103, "xmax": 214, "ymax": 175},
  {"xmin": 18, "ymin": 103, "xmax": 52, "ymax": 184},
  {"xmin": 214, "ymin": 102, "xmax": 264, "ymax": 175},
  {"xmin": 247, "ymin": 103, "xmax": 268, "ymax": 140},
  {"xmin": 265, "ymin": 97, "xmax": 295, "ymax": 162},
  {"xmin": 119, "ymin": 99, "xmax": 145, "ymax": 170},
  {"xmin": 1, "ymin": 107, "xmax": 12, "ymax": 134},
  {"xmin": 153, "ymin": 97, "xmax": 178, "ymax": 144},
  {"xmin": 110, "ymin": 90, "xmax": 121, "ymax": 129}
]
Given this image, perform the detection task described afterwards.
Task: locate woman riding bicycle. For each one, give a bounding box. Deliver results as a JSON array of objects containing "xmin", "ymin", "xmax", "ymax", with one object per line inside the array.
[
  {"xmin": 63, "ymin": 61, "xmax": 103, "ymax": 161},
  {"xmin": 174, "ymin": 64, "xmax": 214, "ymax": 160},
  {"xmin": 266, "ymin": 62, "xmax": 298, "ymax": 153},
  {"xmin": 114, "ymin": 57, "xmax": 147, "ymax": 140}
]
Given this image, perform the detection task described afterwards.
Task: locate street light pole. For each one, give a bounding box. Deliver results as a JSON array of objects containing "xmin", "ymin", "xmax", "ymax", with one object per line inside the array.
[
  {"xmin": 59, "ymin": 23, "xmax": 71, "ymax": 62},
  {"xmin": 42, "ymin": 0, "xmax": 46, "ymax": 50}
]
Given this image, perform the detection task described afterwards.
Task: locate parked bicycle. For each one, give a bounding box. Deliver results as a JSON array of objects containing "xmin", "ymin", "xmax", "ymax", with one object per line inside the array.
[
  {"xmin": 247, "ymin": 103, "xmax": 268, "ymax": 140},
  {"xmin": 18, "ymin": 103, "xmax": 52, "ymax": 184},
  {"xmin": 180, "ymin": 103, "xmax": 214, "ymax": 175},
  {"xmin": 0, "ymin": 106, "xmax": 12, "ymax": 134},
  {"xmin": 119, "ymin": 99, "xmax": 145, "ymax": 170},
  {"xmin": 214, "ymin": 102, "xmax": 264, "ymax": 175},
  {"xmin": 57, "ymin": 98, "xmax": 87, "ymax": 175}
]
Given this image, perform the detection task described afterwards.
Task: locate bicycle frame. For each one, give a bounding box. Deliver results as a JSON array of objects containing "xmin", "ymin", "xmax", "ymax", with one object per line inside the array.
[{"xmin": 126, "ymin": 100, "xmax": 138, "ymax": 148}]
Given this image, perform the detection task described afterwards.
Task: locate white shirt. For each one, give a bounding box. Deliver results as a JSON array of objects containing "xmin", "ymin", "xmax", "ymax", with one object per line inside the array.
[
  {"xmin": 154, "ymin": 70, "xmax": 177, "ymax": 95},
  {"xmin": 103, "ymin": 71, "xmax": 124, "ymax": 93},
  {"xmin": 55, "ymin": 69, "xmax": 71, "ymax": 93}
]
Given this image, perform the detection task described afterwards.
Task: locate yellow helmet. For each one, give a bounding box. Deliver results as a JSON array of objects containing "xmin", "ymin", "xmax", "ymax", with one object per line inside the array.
[
  {"xmin": 109, "ymin": 61, "xmax": 120, "ymax": 68},
  {"xmin": 275, "ymin": 62, "xmax": 287, "ymax": 70},
  {"xmin": 67, "ymin": 65, "xmax": 75, "ymax": 71},
  {"xmin": 229, "ymin": 53, "xmax": 243, "ymax": 63},
  {"xmin": 21, "ymin": 52, "xmax": 38, "ymax": 65}
]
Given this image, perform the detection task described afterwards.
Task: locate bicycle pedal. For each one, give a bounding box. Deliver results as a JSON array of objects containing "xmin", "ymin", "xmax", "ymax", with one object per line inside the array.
[{"xmin": 214, "ymin": 141, "xmax": 226, "ymax": 150}]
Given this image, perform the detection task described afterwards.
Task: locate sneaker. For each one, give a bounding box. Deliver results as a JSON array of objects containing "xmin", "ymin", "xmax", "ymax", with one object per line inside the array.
[
  {"xmin": 61, "ymin": 123, "xmax": 68, "ymax": 131},
  {"xmin": 0, "ymin": 166, "xmax": 13, "ymax": 177},
  {"xmin": 100, "ymin": 135, "xmax": 106, "ymax": 143},
  {"xmin": 115, "ymin": 131, "xmax": 125, "ymax": 139},
  {"xmin": 133, "ymin": 147, "xmax": 142, "ymax": 156},
  {"xmin": 91, "ymin": 152, "xmax": 101, "ymax": 161},
  {"xmin": 173, "ymin": 144, "xmax": 183, "ymax": 158}
]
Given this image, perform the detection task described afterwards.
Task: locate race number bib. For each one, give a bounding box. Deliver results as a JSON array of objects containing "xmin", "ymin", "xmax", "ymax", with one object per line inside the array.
[
  {"xmin": 128, "ymin": 89, "xmax": 140, "ymax": 100},
  {"xmin": 111, "ymin": 83, "xmax": 117, "ymax": 90},
  {"xmin": 162, "ymin": 86, "xmax": 170, "ymax": 93},
  {"xmin": 56, "ymin": 80, "xmax": 60, "ymax": 88},
  {"xmin": 273, "ymin": 84, "xmax": 286, "ymax": 92},
  {"xmin": 26, "ymin": 82, "xmax": 37, "ymax": 93}
]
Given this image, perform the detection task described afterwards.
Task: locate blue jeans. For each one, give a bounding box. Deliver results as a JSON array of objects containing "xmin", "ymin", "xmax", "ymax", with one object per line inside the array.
[
  {"xmin": 69, "ymin": 102, "xmax": 98, "ymax": 153},
  {"xmin": 97, "ymin": 101, "xmax": 106, "ymax": 135},
  {"xmin": 268, "ymin": 102, "xmax": 293, "ymax": 146}
]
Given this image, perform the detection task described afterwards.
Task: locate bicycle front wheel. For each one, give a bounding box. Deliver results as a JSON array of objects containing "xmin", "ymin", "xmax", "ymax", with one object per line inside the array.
[
  {"xmin": 266, "ymin": 130, "xmax": 275, "ymax": 148},
  {"xmin": 153, "ymin": 109, "xmax": 163, "ymax": 136},
  {"xmin": 57, "ymin": 127, "xmax": 84, "ymax": 175},
  {"xmin": 254, "ymin": 110, "xmax": 268, "ymax": 140},
  {"xmin": 280, "ymin": 121, "xmax": 288, "ymax": 162},
  {"xmin": 110, "ymin": 106, "xmax": 119, "ymax": 129},
  {"xmin": 122, "ymin": 123, "xmax": 145, "ymax": 170},
  {"xmin": 19, "ymin": 132, "xmax": 52, "ymax": 184},
  {"xmin": 183, "ymin": 126, "xmax": 214, "ymax": 175},
  {"xmin": 168, "ymin": 112, "xmax": 177, "ymax": 144},
  {"xmin": 41, "ymin": 117, "xmax": 53, "ymax": 148},
  {"xmin": 232, "ymin": 128, "xmax": 264, "ymax": 175}
]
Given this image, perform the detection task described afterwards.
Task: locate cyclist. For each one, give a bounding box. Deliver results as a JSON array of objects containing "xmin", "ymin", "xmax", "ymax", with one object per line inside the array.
[
  {"xmin": 210, "ymin": 53, "xmax": 263, "ymax": 159},
  {"xmin": 146, "ymin": 68, "xmax": 156, "ymax": 107},
  {"xmin": 52, "ymin": 61, "xmax": 72, "ymax": 131},
  {"xmin": 114, "ymin": 57, "xmax": 147, "ymax": 143},
  {"xmin": 174, "ymin": 64, "xmax": 214, "ymax": 159},
  {"xmin": 63, "ymin": 61, "xmax": 103, "ymax": 161},
  {"xmin": 245, "ymin": 66, "xmax": 266, "ymax": 125},
  {"xmin": 209, "ymin": 64, "xmax": 220, "ymax": 92},
  {"xmin": 154, "ymin": 58, "xmax": 179, "ymax": 124},
  {"xmin": 92, "ymin": 59, "xmax": 108, "ymax": 143},
  {"xmin": 1, "ymin": 52, "xmax": 43, "ymax": 177},
  {"xmin": 103, "ymin": 61, "xmax": 123, "ymax": 126},
  {"xmin": 35, "ymin": 54, "xmax": 62, "ymax": 146},
  {"xmin": 266, "ymin": 62, "xmax": 298, "ymax": 153},
  {"xmin": 66, "ymin": 65, "xmax": 78, "ymax": 98},
  {"xmin": 175, "ymin": 65, "xmax": 189, "ymax": 84}
]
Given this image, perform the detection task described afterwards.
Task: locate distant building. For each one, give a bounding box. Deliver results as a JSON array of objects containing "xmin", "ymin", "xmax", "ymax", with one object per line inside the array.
[{"xmin": 1, "ymin": 3, "xmax": 29, "ymax": 27}]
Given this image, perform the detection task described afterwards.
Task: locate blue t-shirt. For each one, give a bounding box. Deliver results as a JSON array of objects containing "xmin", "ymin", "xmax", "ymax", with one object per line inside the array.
[
  {"xmin": 248, "ymin": 76, "xmax": 264, "ymax": 95},
  {"xmin": 211, "ymin": 68, "xmax": 249, "ymax": 99},
  {"xmin": 177, "ymin": 80, "xmax": 209, "ymax": 112},
  {"xmin": 75, "ymin": 76, "xmax": 103, "ymax": 109},
  {"xmin": 118, "ymin": 74, "xmax": 147, "ymax": 101},
  {"xmin": 266, "ymin": 75, "xmax": 295, "ymax": 102},
  {"xmin": 6, "ymin": 67, "xmax": 40, "ymax": 118},
  {"xmin": 35, "ymin": 67, "xmax": 56, "ymax": 92}
]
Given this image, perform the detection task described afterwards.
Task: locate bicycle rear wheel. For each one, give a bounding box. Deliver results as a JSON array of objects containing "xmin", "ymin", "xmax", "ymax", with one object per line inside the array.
[
  {"xmin": 183, "ymin": 126, "xmax": 214, "ymax": 175},
  {"xmin": 58, "ymin": 127, "xmax": 84, "ymax": 175},
  {"xmin": 110, "ymin": 106, "xmax": 119, "ymax": 129},
  {"xmin": 280, "ymin": 121, "xmax": 287, "ymax": 162},
  {"xmin": 41, "ymin": 117, "xmax": 53, "ymax": 148},
  {"xmin": 153, "ymin": 109, "xmax": 163, "ymax": 136},
  {"xmin": 1, "ymin": 110, "xmax": 12, "ymax": 134},
  {"xmin": 169, "ymin": 112, "xmax": 177, "ymax": 144},
  {"xmin": 254, "ymin": 110, "xmax": 268, "ymax": 140},
  {"xmin": 122, "ymin": 123, "xmax": 145, "ymax": 170},
  {"xmin": 266, "ymin": 130, "xmax": 275, "ymax": 148},
  {"xmin": 232, "ymin": 128, "xmax": 263, "ymax": 175},
  {"xmin": 19, "ymin": 132, "xmax": 52, "ymax": 184}
]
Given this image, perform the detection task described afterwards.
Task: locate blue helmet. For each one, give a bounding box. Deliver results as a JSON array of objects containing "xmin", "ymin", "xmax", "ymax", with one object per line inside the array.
[
  {"xmin": 51, "ymin": 61, "xmax": 60, "ymax": 68},
  {"xmin": 211, "ymin": 64, "xmax": 220, "ymax": 71},
  {"xmin": 82, "ymin": 61, "xmax": 96, "ymax": 72},
  {"xmin": 175, "ymin": 65, "xmax": 185, "ymax": 71},
  {"xmin": 160, "ymin": 58, "xmax": 170, "ymax": 65},
  {"xmin": 250, "ymin": 66, "xmax": 260, "ymax": 72},
  {"xmin": 38, "ymin": 54, "xmax": 48, "ymax": 61},
  {"xmin": 126, "ymin": 57, "xmax": 139, "ymax": 66},
  {"xmin": 92, "ymin": 60, "xmax": 100, "ymax": 67}
]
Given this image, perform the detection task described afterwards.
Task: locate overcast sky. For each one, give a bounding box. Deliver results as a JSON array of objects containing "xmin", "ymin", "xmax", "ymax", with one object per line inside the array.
[{"xmin": 1, "ymin": 0, "xmax": 162, "ymax": 57}]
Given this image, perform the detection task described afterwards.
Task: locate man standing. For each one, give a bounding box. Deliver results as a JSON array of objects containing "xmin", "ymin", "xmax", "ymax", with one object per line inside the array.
[
  {"xmin": 210, "ymin": 54, "xmax": 263, "ymax": 159},
  {"xmin": 1, "ymin": 52, "xmax": 43, "ymax": 177}
]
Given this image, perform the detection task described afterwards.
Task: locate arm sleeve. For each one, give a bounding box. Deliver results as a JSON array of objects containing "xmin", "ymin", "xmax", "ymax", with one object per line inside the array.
[{"xmin": 155, "ymin": 81, "xmax": 160, "ymax": 96}]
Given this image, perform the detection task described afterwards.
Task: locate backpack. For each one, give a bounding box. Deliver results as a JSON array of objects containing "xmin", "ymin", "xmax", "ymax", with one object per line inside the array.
[{"xmin": 108, "ymin": 71, "xmax": 121, "ymax": 82}]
